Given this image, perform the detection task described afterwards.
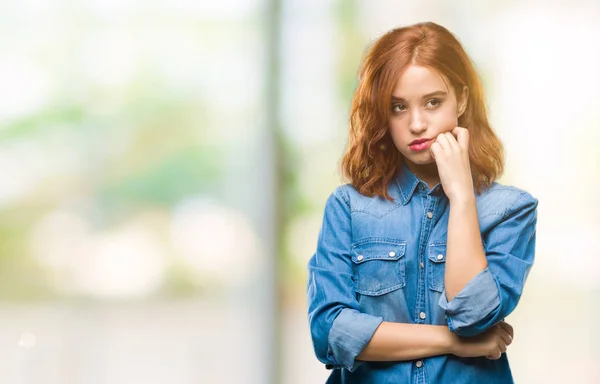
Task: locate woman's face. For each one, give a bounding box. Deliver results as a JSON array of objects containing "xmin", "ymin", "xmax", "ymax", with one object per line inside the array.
[{"xmin": 388, "ymin": 65, "xmax": 467, "ymax": 167}]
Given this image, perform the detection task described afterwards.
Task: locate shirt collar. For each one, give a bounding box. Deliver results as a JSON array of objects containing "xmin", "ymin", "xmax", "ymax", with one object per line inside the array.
[{"xmin": 395, "ymin": 161, "xmax": 421, "ymax": 205}]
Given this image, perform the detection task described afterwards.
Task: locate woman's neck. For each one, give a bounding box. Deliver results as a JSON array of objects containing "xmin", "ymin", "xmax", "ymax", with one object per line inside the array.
[{"xmin": 405, "ymin": 161, "xmax": 440, "ymax": 190}]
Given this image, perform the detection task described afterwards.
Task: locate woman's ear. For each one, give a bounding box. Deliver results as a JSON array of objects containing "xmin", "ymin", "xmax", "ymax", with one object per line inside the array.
[{"xmin": 458, "ymin": 85, "xmax": 469, "ymax": 117}]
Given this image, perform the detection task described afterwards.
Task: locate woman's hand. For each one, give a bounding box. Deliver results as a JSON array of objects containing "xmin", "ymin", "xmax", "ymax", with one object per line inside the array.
[
  {"xmin": 430, "ymin": 127, "xmax": 474, "ymax": 202},
  {"xmin": 449, "ymin": 321, "xmax": 514, "ymax": 360}
]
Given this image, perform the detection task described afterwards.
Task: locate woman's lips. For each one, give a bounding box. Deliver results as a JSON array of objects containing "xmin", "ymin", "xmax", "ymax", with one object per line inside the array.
[{"xmin": 409, "ymin": 139, "xmax": 432, "ymax": 152}]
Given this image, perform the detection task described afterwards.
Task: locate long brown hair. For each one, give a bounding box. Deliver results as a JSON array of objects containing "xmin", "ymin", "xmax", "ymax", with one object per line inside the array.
[{"xmin": 341, "ymin": 22, "xmax": 504, "ymax": 200}]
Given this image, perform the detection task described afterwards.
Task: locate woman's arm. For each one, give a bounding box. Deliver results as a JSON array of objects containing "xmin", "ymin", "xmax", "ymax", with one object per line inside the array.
[
  {"xmin": 440, "ymin": 192, "xmax": 537, "ymax": 336},
  {"xmin": 357, "ymin": 320, "xmax": 514, "ymax": 362},
  {"xmin": 431, "ymin": 128, "xmax": 538, "ymax": 337},
  {"xmin": 308, "ymin": 188, "xmax": 385, "ymax": 371},
  {"xmin": 445, "ymin": 194, "xmax": 487, "ymax": 301},
  {"xmin": 356, "ymin": 322, "xmax": 452, "ymax": 361},
  {"xmin": 430, "ymin": 128, "xmax": 488, "ymax": 301}
]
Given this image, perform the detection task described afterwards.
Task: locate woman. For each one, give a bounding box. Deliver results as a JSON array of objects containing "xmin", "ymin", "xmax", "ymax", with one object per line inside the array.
[{"xmin": 307, "ymin": 22, "xmax": 538, "ymax": 383}]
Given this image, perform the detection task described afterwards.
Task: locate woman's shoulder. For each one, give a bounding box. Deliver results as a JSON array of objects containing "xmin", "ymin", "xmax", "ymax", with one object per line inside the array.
[
  {"xmin": 326, "ymin": 184, "xmax": 365, "ymax": 209},
  {"xmin": 324, "ymin": 183, "xmax": 403, "ymax": 220},
  {"xmin": 477, "ymin": 181, "xmax": 538, "ymax": 218},
  {"xmin": 329, "ymin": 183, "xmax": 397, "ymax": 205}
]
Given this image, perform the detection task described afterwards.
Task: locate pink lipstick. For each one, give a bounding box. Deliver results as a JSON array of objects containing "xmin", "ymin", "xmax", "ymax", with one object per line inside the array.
[{"xmin": 409, "ymin": 138, "xmax": 432, "ymax": 152}]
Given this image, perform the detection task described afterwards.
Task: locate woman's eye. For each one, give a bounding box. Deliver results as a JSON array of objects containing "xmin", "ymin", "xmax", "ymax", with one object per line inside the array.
[
  {"xmin": 427, "ymin": 98, "xmax": 442, "ymax": 108},
  {"xmin": 392, "ymin": 104, "xmax": 406, "ymax": 112}
]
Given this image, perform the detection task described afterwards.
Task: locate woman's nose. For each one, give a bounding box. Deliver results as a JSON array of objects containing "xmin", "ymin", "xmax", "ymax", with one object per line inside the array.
[{"xmin": 409, "ymin": 110, "xmax": 427, "ymax": 133}]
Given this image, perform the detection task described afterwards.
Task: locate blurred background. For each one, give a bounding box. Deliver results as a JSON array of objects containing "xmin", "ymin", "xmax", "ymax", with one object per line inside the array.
[{"xmin": 0, "ymin": 0, "xmax": 598, "ymax": 383}]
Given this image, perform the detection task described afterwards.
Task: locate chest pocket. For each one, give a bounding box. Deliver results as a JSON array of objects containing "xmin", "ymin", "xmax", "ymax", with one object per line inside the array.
[
  {"xmin": 351, "ymin": 239, "xmax": 407, "ymax": 296},
  {"xmin": 428, "ymin": 243, "xmax": 446, "ymax": 292}
]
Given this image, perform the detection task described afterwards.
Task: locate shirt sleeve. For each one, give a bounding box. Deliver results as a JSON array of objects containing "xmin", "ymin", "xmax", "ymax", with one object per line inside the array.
[
  {"xmin": 438, "ymin": 191, "xmax": 538, "ymax": 337},
  {"xmin": 307, "ymin": 186, "xmax": 383, "ymax": 372}
]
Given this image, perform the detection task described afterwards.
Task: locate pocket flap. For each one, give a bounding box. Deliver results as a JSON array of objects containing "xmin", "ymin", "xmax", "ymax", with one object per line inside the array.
[
  {"xmin": 351, "ymin": 240, "xmax": 406, "ymax": 264},
  {"xmin": 428, "ymin": 244, "xmax": 447, "ymax": 264}
]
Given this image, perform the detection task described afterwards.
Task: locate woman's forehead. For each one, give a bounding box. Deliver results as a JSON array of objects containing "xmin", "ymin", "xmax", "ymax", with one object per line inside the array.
[{"xmin": 391, "ymin": 65, "xmax": 451, "ymax": 99}]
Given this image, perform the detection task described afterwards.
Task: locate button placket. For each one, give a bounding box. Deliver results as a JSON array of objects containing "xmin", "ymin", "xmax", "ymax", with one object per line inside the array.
[{"xmin": 417, "ymin": 198, "xmax": 436, "ymax": 330}]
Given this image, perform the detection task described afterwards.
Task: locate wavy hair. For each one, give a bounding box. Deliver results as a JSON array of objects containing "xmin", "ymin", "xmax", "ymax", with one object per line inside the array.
[{"xmin": 341, "ymin": 22, "xmax": 504, "ymax": 200}]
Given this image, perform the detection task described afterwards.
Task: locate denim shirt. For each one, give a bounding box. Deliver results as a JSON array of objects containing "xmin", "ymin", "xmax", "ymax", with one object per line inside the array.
[{"xmin": 307, "ymin": 163, "xmax": 538, "ymax": 384}]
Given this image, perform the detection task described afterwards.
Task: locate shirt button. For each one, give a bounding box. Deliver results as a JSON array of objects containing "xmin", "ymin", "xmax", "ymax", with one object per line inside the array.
[
  {"xmin": 357, "ymin": 255, "xmax": 364, "ymax": 261},
  {"xmin": 437, "ymin": 254, "xmax": 444, "ymax": 260},
  {"xmin": 416, "ymin": 360, "xmax": 423, "ymax": 368},
  {"xmin": 420, "ymin": 185, "xmax": 425, "ymax": 191},
  {"xmin": 426, "ymin": 212, "xmax": 433, "ymax": 219},
  {"xmin": 388, "ymin": 251, "xmax": 396, "ymax": 257},
  {"xmin": 419, "ymin": 312, "xmax": 426, "ymax": 320},
  {"xmin": 419, "ymin": 262, "xmax": 424, "ymax": 268}
]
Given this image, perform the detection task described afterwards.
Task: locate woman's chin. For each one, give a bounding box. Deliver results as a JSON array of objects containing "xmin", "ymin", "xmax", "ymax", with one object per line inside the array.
[{"xmin": 404, "ymin": 154, "xmax": 435, "ymax": 166}]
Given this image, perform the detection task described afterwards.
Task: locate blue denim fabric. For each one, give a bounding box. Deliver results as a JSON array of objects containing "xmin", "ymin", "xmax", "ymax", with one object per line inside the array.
[{"xmin": 307, "ymin": 163, "xmax": 538, "ymax": 383}]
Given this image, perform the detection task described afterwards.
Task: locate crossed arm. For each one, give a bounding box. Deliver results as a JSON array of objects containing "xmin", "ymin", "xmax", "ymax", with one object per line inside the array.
[
  {"xmin": 357, "ymin": 194, "xmax": 513, "ymax": 362},
  {"xmin": 307, "ymin": 188, "xmax": 537, "ymax": 371}
]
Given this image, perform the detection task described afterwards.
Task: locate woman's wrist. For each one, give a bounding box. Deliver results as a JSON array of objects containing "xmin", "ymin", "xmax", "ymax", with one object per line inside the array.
[
  {"xmin": 430, "ymin": 325, "xmax": 459, "ymax": 355},
  {"xmin": 448, "ymin": 189, "xmax": 476, "ymax": 206},
  {"xmin": 443, "ymin": 327, "xmax": 460, "ymax": 355}
]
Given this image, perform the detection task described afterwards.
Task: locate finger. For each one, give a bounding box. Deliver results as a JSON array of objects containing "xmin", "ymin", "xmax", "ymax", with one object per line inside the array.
[
  {"xmin": 505, "ymin": 322, "xmax": 514, "ymax": 339},
  {"xmin": 499, "ymin": 342, "xmax": 507, "ymax": 353},
  {"xmin": 435, "ymin": 132, "xmax": 450, "ymax": 152},
  {"xmin": 452, "ymin": 126, "xmax": 469, "ymax": 151},
  {"xmin": 487, "ymin": 349, "xmax": 501, "ymax": 360},
  {"xmin": 497, "ymin": 322, "xmax": 514, "ymax": 341},
  {"xmin": 444, "ymin": 131, "xmax": 460, "ymax": 152},
  {"xmin": 497, "ymin": 329, "xmax": 512, "ymax": 347},
  {"xmin": 430, "ymin": 142, "xmax": 442, "ymax": 159},
  {"xmin": 451, "ymin": 126, "xmax": 463, "ymax": 136}
]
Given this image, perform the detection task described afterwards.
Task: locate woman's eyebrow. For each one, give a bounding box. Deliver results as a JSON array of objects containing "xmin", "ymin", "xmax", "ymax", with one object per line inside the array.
[{"xmin": 391, "ymin": 91, "xmax": 448, "ymax": 101}]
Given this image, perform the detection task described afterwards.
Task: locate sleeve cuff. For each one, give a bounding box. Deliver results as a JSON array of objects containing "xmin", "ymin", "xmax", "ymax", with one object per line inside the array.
[
  {"xmin": 327, "ymin": 308, "xmax": 383, "ymax": 372},
  {"xmin": 438, "ymin": 267, "xmax": 500, "ymax": 336}
]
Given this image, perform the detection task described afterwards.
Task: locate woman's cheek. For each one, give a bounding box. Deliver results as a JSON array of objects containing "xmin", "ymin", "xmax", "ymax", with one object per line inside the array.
[{"xmin": 432, "ymin": 112, "xmax": 458, "ymax": 133}]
